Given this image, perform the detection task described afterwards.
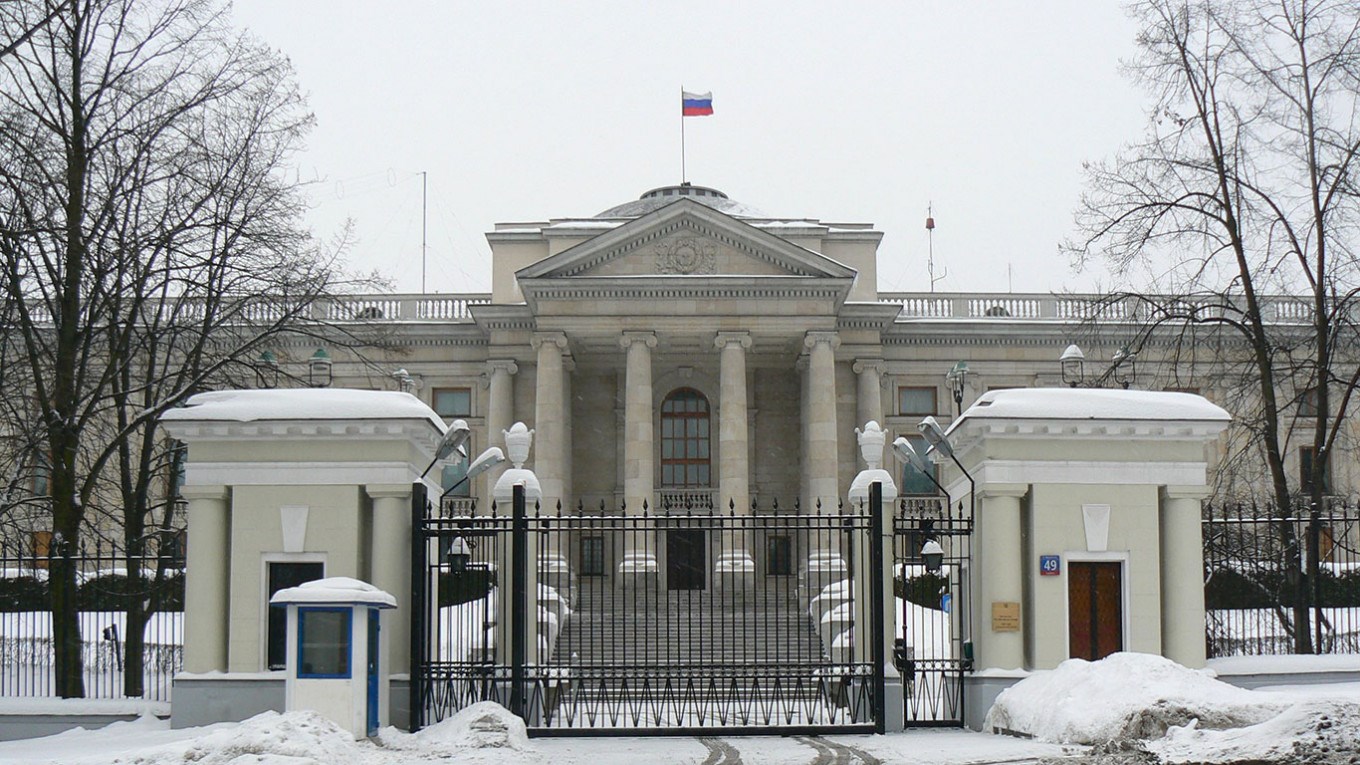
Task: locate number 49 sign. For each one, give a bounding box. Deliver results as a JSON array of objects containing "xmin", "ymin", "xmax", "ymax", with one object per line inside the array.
[{"xmin": 1039, "ymin": 555, "xmax": 1061, "ymax": 576}]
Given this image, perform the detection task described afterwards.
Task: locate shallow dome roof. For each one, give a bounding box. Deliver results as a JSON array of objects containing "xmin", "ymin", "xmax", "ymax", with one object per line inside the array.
[{"xmin": 595, "ymin": 184, "xmax": 769, "ymax": 219}]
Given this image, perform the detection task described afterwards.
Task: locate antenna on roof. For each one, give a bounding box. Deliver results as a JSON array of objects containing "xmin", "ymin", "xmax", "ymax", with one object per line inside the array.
[{"xmin": 926, "ymin": 203, "xmax": 947, "ymax": 292}]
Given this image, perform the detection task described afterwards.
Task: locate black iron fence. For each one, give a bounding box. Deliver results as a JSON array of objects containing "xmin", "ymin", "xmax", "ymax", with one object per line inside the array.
[
  {"xmin": 0, "ymin": 532, "xmax": 185, "ymax": 701},
  {"xmin": 892, "ymin": 497, "xmax": 971, "ymax": 726},
  {"xmin": 412, "ymin": 486, "xmax": 886, "ymax": 734},
  {"xmin": 1203, "ymin": 501, "xmax": 1360, "ymax": 657}
]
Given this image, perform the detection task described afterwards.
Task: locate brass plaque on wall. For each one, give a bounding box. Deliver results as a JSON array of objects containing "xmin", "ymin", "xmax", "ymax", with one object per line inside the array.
[{"xmin": 992, "ymin": 601, "xmax": 1021, "ymax": 632}]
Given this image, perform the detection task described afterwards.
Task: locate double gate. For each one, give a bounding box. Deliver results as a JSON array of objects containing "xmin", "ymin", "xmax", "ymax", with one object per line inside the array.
[{"xmin": 411, "ymin": 484, "xmax": 970, "ymax": 734}]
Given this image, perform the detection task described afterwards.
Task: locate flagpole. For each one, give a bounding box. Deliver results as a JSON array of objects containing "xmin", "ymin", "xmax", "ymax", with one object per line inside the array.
[{"xmin": 680, "ymin": 86, "xmax": 687, "ymax": 183}]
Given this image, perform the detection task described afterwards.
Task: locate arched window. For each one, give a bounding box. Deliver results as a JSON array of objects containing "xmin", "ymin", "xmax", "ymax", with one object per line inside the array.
[{"xmin": 660, "ymin": 388, "xmax": 710, "ymax": 487}]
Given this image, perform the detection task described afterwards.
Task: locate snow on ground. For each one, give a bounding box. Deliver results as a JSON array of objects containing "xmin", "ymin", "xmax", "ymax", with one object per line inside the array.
[
  {"xmin": 987, "ymin": 652, "xmax": 1360, "ymax": 764},
  {"xmin": 0, "ymin": 706, "xmax": 1073, "ymax": 765}
]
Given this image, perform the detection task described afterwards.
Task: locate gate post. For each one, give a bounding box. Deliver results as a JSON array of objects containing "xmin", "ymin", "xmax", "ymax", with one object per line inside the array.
[
  {"xmin": 510, "ymin": 483, "xmax": 528, "ymax": 721},
  {"xmin": 870, "ymin": 481, "xmax": 887, "ymax": 733},
  {"xmin": 409, "ymin": 480, "xmax": 427, "ymax": 732}
]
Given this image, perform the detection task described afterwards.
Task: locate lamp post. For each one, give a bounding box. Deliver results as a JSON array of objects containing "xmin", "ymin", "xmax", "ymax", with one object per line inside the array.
[
  {"xmin": 918, "ymin": 416, "xmax": 975, "ymax": 523},
  {"xmin": 945, "ymin": 361, "xmax": 970, "ymax": 415},
  {"xmin": 392, "ymin": 368, "xmax": 422, "ymax": 394},
  {"xmin": 255, "ymin": 350, "xmax": 280, "ymax": 389},
  {"xmin": 308, "ymin": 347, "xmax": 333, "ymax": 388},
  {"xmin": 1059, "ymin": 343, "xmax": 1137, "ymax": 389}
]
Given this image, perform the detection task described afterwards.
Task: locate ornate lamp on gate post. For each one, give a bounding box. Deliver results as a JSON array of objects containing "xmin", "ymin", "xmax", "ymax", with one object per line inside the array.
[
  {"xmin": 945, "ymin": 361, "xmax": 970, "ymax": 415},
  {"xmin": 308, "ymin": 347, "xmax": 333, "ymax": 388},
  {"xmin": 1059, "ymin": 343, "xmax": 1137, "ymax": 389}
]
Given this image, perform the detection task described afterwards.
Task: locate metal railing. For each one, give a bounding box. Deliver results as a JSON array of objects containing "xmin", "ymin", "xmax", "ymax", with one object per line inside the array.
[
  {"xmin": 0, "ymin": 534, "xmax": 185, "ymax": 702},
  {"xmin": 1203, "ymin": 501, "xmax": 1360, "ymax": 657}
]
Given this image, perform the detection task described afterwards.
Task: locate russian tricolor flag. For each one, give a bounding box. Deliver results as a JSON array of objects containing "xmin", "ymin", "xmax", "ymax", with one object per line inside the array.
[{"xmin": 682, "ymin": 91, "xmax": 713, "ymax": 117}]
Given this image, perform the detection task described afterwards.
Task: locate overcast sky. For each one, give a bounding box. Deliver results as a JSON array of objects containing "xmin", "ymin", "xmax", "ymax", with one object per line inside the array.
[{"xmin": 230, "ymin": 1, "xmax": 1148, "ymax": 296}]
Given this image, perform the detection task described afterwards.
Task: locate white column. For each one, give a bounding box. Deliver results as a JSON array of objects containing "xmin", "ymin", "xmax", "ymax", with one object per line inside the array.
[
  {"xmin": 484, "ymin": 359, "xmax": 518, "ymax": 510},
  {"xmin": 1161, "ymin": 486, "xmax": 1209, "ymax": 667},
  {"xmin": 975, "ymin": 485, "xmax": 1027, "ymax": 671},
  {"xmin": 182, "ymin": 485, "xmax": 230, "ymax": 673},
  {"xmin": 715, "ymin": 332, "xmax": 752, "ymax": 511},
  {"xmin": 715, "ymin": 332, "xmax": 755, "ymax": 583},
  {"xmin": 620, "ymin": 331, "xmax": 657, "ymax": 512},
  {"xmin": 804, "ymin": 331, "xmax": 841, "ymax": 508},
  {"xmin": 561, "ymin": 357, "xmax": 574, "ymax": 511},
  {"xmin": 620, "ymin": 331, "xmax": 658, "ymax": 583},
  {"xmin": 853, "ymin": 359, "xmax": 885, "ymax": 430},
  {"xmin": 366, "ymin": 484, "xmax": 411, "ymax": 674},
  {"xmin": 532, "ymin": 332, "xmax": 568, "ymax": 510}
]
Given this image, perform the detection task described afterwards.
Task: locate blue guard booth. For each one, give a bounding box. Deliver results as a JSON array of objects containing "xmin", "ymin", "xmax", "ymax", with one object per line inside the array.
[{"xmin": 269, "ymin": 577, "xmax": 396, "ymax": 738}]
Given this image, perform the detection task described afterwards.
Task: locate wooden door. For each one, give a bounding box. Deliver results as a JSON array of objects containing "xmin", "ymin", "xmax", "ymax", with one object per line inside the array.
[{"xmin": 1068, "ymin": 561, "xmax": 1123, "ymax": 661}]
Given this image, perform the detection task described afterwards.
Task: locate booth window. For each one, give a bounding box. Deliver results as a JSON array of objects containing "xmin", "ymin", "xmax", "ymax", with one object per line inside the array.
[{"xmin": 297, "ymin": 607, "xmax": 351, "ymax": 678}]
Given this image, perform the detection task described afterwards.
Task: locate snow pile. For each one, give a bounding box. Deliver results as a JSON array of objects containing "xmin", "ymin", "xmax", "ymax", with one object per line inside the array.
[
  {"xmin": 380, "ymin": 701, "xmax": 531, "ymax": 756},
  {"xmin": 984, "ymin": 652, "xmax": 1283, "ymax": 744},
  {"xmin": 134, "ymin": 711, "xmax": 367, "ymax": 765},
  {"xmin": 1150, "ymin": 698, "xmax": 1360, "ymax": 764}
]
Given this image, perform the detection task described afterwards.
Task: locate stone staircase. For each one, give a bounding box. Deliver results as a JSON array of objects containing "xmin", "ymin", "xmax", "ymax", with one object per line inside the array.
[{"xmin": 551, "ymin": 579, "xmax": 825, "ymax": 668}]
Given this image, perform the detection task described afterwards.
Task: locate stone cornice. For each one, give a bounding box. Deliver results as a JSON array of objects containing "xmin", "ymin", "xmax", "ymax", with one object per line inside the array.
[
  {"xmin": 162, "ymin": 418, "xmax": 442, "ymax": 451},
  {"xmin": 469, "ymin": 303, "xmax": 535, "ymax": 331},
  {"xmin": 949, "ymin": 417, "xmax": 1230, "ymax": 459},
  {"xmin": 517, "ymin": 276, "xmax": 852, "ymax": 313}
]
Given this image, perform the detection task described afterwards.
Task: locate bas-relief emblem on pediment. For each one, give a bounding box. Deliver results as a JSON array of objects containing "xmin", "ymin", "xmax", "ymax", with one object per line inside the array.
[{"xmin": 654, "ymin": 237, "xmax": 717, "ymax": 275}]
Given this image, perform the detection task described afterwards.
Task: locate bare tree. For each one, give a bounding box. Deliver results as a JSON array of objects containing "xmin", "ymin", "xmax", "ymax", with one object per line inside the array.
[
  {"xmin": 1069, "ymin": 0, "xmax": 1360, "ymax": 652},
  {"xmin": 0, "ymin": 0, "xmax": 345, "ymax": 696}
]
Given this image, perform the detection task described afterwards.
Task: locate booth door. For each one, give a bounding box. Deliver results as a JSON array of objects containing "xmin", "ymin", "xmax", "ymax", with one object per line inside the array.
[
  {"xmin": 366, "ymin": 608, "xmax": 380, "ymax": 736},
  {"xmin": 1068, "ymin": 561, "xmax": 1123, "ymax": 660}
]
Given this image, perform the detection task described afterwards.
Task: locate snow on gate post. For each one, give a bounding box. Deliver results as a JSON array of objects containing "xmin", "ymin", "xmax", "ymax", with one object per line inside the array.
[{"xmin": 937, "ymin": 389, "xmax": 1230, "ymax": 730}]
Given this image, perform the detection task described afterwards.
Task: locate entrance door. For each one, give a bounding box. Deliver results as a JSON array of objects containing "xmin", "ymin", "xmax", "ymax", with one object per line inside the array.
[
  {"xmin": 367, "ymin": 608, "xmax": 380, "ymax": 736},
  {"xmin": 667, "ymin": 528, "xmax": 705, "ymax": 590},
  {"xmin": 1068, "ymin": 561, "xmax": 1123, "ymax": 660}
]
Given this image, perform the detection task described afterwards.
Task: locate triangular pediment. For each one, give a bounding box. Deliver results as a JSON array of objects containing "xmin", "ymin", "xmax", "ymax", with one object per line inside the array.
[{"xmin": 516, "ymin": 199, "xmax": 857, "ymax": 281}]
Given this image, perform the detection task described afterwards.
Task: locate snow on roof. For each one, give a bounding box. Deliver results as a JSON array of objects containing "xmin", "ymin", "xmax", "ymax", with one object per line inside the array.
[
  {"xmin": 270, "ymin": 576, "xmax": 397, "ymax": 607},
  {"xmin": 958, "ymin": 388, "xmax": 1231, "ymax": 425},
  {"xmin": 161, "ymin": 389, "xmax": 444, "ymax": 430}
]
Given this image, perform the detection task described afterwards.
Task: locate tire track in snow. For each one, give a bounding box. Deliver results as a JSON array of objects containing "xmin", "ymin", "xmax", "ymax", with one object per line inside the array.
[
  {"xmin": 795, "ymin": 735, "xmax": 882, "ymax": 765},
  {"xmin": 697, "ymin": 736, "xmax": 742, "ymax": 765}
]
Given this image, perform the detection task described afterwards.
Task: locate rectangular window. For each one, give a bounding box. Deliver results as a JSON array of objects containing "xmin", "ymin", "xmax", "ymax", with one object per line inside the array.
[
  {"xmin": 268, "ymin": 561, "xmax": 324, "ymax": 670},
  {"xmin": 31, "ymin": 452, "xmax": 50, "ymax": 497},
  {"xmin": 581, "ymin": 536, "xmax": 605, "ymax": 577},
  {"xmin": 432, "ymin": 387, "xmax": 472, "ymax": 419},
  {"xmin": 1301, "ymin": 446, "xmax": 1331, "ymax": 493},
  {"xmin": 1300, "ymin": 387, "xmax": 1320, "ymax": 417},
  {"xmin": 898, "ymin": 387, "xmax": 937, "ymax": 417},
  {"xmin": 298, "ymin": 607, "xmax": 351, "ymax": 678},
  {"xmin": 766, "ymin": 535, "xmax": 793, "ymax": 576},
  {"xmin": 899, "ymin": 435, "xmax": 939, "ymax": 495},
  {"xmin": 168, "ymin": 442, "xmax": 187, "ymax": 499}
]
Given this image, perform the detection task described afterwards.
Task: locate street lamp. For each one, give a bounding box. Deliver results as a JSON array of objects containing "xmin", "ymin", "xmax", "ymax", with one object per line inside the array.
[
  {"xmin": 1060, "ymin": 344, "xmax": 1085, "ymax": 388},
  {"xmin": 440, "ymin": 446, "xmax": 507, "ymax": 501},
  {"xmin": 1058, "ymin": 343, "xmax": 1137, "ymax": 389},
  {"xmin": 448, "ymin": 536, "xmax": 471, "ymax": 575},
  {"xmin": 255, "ymin": 350, "xmax": 280, "ymax": 389},
  {"xmin": 920, "ymin": 538, "xmax": 944, "ymax": 575},
  {"xmin": 891, "ymin": 436, "xmax": 950, "ymax": 498},
  {"xmin": 918, "ymin": 416, "xmax": 974, "ymax": 524},
  {"xmin": 392, "ymin": 368, "xmax": 422, "ymax": 394},
  {"xmin": 945, "ymin": 361, "xmax": 970, "ymax": 415},
  {"xmin": 419, "ymin": 419, "xmax": 471, "ymax": 480},
  {"xmin": 308, "ymin": 347, "xmax": 333, "ymax": 388}
]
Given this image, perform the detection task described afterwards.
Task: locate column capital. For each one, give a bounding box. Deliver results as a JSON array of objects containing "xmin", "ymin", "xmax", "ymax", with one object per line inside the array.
[
  {"xmin": 1161, "ymin": 485, "xmax": 1211, "ymax": 502},
  {"xmin": 804, "ymin": 330, "xmax": 841, "ymax": 351},
  {"xmin": 620, "ymin": 330, "xmax": 658, "ymax": 350},
  {"xmin": 714, "ymin": 331, "xmax": 752, "ymax": 351},
  {"xmin": 487, "ymin": 359, "xmax": 520, "ymax": 376},
  {"xmin": 563, "ymin": 356, "xmax": 577, "ymax": 373},
  {"xmin": 531, "ymin": 331, "xmax": 569, "ymax": 352},
  {"xmin": 180, "ymin": 484, "xmax": 230, "ymax": 502},
  {"xmin": 977, "ymin": 484, "xmax": 1029, "ymax": 500},
  {"xmin": 852, "ymin": 358, "xmax": 886, "ymax": 375},
  {"xmin": 365, "ymin": 483, "xmax": 413, "ymax": 501}
]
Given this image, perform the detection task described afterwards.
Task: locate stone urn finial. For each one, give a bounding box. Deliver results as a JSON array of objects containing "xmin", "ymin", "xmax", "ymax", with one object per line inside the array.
[
  {"xmin": 502, "ymin": 422, "xmax": 534, "ymax": 468},
  {"xmin": 855, "ymin": 420, "xmax": 886, "ymax": 470}
]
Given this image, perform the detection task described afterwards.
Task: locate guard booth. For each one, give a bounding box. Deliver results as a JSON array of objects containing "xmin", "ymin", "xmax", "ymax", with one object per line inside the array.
[{"xmin": 271, "ymin": 577, "xmax": 396, "ymax": 738}]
